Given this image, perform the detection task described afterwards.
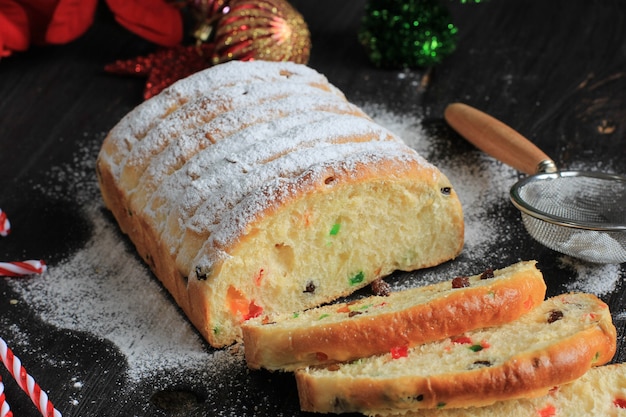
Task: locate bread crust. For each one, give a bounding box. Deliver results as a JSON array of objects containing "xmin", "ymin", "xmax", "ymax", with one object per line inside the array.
[
  {"xmin": 295, "ymin": 293, "xmax": 617, "ymax": 414},
  {"xmin": 242, "ymin": 261, "xmax": 546, "ymax": 370}
]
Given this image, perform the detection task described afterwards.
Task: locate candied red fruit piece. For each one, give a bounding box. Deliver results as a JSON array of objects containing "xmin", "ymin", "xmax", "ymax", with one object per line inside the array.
[
  {"xmin": 614, "ymin": 398, "xmax": 626, "ymax": 408},
  {"xmin": 538, "ymin": 405, "xmax": 556, "ymax": 417},
  {"xmin": 390, "ymin": 346, "xmax": 409, "ymax": 359}
]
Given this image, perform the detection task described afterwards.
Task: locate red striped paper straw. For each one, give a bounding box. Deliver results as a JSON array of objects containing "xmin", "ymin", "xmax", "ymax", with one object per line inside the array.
[
  {"xmin": 0, "ymin": 261, "xmax": 47, "ymax": 277},
  {"xmin": 0, "ymin": 337, "xmax": 61, "ymax": 417},
  {"xmin": 0, "ymin": 209, "xmax": 9, "ymax": 237},
  {"xmin": 0, "ymin": 375, "xmax": 12, "ymax": 417}
]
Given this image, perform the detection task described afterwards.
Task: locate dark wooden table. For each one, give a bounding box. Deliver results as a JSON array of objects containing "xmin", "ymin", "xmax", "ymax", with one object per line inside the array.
[{"xmin": 1, "ymin": 1, "xmax": 624, "ymax": 416}]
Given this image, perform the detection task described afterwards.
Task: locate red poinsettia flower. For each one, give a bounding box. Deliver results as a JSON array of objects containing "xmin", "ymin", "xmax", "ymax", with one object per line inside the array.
[
  {"xmin": 0, "ymin": 0, "xmax": 183, "ymax": 58},
  {"xmin": 0, "ymin": 0, "xmax": 29, "ymax": 57},
  {"xmin": 0, "ymin": 0, "xmax": 97, "ymax": 57},
  {"xmin": 105, "ymin": 0, "xmax": 183, "ymax": 47}
]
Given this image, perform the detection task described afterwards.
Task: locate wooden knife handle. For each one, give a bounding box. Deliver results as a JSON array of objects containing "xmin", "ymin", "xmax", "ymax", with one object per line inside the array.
[{"xmin": 444, "ymin": 102, "xmax": 556, "ymax": 175}]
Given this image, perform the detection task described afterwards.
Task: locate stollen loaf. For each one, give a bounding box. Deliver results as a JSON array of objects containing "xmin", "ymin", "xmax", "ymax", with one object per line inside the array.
[
  {"xmin": 392, "ymin": 363, "xmax": 626, "ymax": 417},
  {"xmin": 242, "ymin": 261, "xmax": 546, "ymax": 371},
  {"xmin": 296, "ymin": 292, "xmax": 617, "ymax": 415},
  {"xmin": 96, "ymin": 60, "xmax": 464, "ymax": 347}
]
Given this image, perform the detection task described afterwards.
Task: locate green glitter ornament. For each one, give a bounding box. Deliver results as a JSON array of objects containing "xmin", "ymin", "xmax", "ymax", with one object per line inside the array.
[{"xmin": 359, "ymin": 0, "xmax": 459, "ymax": 68}]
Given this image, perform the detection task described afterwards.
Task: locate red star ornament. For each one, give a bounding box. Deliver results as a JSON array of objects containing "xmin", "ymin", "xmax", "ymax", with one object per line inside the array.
[{"xmin": 104, "ymin": 42, "xmax": 215, "ymax": 100}]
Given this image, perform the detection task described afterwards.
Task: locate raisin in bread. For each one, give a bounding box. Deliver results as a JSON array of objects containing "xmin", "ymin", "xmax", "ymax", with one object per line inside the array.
[
  {"xmin": 96, "ymin": 60, "xmax": 465, "ymax": 348},
  {"xmin": 394, "ymin": 363, "xmax": 626, "ymax": 417},
  {"xmin": 296, "ymin": 292, "xmax": 617, "ymax": 415},
  {"xmin": 242, "ymin": 261, "xmax": 546, "ymax": 371}
]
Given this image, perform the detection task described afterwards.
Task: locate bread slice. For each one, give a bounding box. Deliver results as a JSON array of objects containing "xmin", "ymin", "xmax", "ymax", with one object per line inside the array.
[
  {"xmin": 96, "ymin": 60, "xmax": 465, "ymax": 347},
  {"xmin": 242, "ymin": 260, "xmax": 546, "ymax": 371},
  {"xmin": 392, "ymin": 363, "xmax": 626, "ymax": 417},
  {"xmin": 295, "ymin": 292, "xmax": 617, "ymax": 415}
]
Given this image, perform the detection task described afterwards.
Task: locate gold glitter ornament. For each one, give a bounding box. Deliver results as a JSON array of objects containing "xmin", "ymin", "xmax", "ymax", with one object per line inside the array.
[
  {"xmin": 187, "ymin": 0, "xmax": 229, "ymax": 43},
  {"xmin": 211, "ymin": 0, "xmax": 311, "ymax": 65}
]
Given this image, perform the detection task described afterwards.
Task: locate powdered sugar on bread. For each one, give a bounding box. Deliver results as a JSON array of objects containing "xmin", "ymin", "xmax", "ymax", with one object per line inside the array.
[
  {"xmin": 102, "ymin": 61, "xmax": 335, "ymax": 171},
  {"xmin": 119, "ymin": 81, "xmax": 349, "ymax": 191}
]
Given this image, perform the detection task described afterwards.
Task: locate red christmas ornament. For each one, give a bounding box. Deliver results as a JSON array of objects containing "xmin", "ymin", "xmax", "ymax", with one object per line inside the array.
[{"xmin": 210, "ymin": 0, "xmax": 311, "ymax": 65}]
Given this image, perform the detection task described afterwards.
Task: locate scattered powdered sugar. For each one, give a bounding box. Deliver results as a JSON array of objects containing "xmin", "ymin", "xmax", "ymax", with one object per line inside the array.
[
  {"xmin": 6, "ymin": 99, "xmax": 624, "ymax": 412},
  {"xmin": 8, "ymin": 201, "xmax": 219, "ymax": 382},
  {"xmin": 558, "ymin": 256, "xmax": 623, "ymax": 296},
  {"xmin": 32, "ymin": 131, "xmax": 103, "ymax": 206}
]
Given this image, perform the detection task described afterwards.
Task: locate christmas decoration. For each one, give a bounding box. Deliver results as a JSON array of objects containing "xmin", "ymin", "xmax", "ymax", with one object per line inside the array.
[
  {"xmin": 0, "ymin": 0, "xmax": 98, "ymax": 58},
  {"xmin": 105, "ymin": 0, "xmax": 184, "ymax": 47},
  {"xmin": 0, "ymin": 209, "xmax": 10, "ymax": 237},
  {"xmin": 188, "ymin": 0, "xmax": 229, "ymax": 43},
  {"xmin": 0, "ymin": 260, "xmax": 47, "ymax": 277},
  {"xmin": 0, "ymin": 376, "xmax": 11, "ymax": 417},
  {"xmin": 0, "ymin": 0, "xmax": 192, "ymax": 59},
  {"xmin": 210, "ymin": 0, "xmax": 311, "ymax": 65},
  {"xmin": 0, "ymin": 336, "xmax": 61, "ymax": 417},
  {"xmin": 359, "ymin": 0, "xmax": 459, "ymax": 68},
  {"xmin": 0, "ymin": 207, "xmax": 52, "ymax": 416},
  {"xmin": 105, "ymin": 43, "xmax": 216, "ymax": 100},
  {"xmin": 105, "ymin": 0, "xmax": 311, "ymax": 99}
]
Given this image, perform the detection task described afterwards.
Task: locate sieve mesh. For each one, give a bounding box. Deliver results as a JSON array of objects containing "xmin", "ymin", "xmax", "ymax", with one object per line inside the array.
[
  {"xmin": 511, "ymin": 171, "xmax": 626, "ymax": 263},
  {"xmin": 520, "ymin": 214, "xmax": 626, "ymax": 263}
]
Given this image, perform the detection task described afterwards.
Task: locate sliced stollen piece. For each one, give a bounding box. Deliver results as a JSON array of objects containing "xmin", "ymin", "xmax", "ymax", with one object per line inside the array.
[
  {"xmin": 97, "ymin": 61, "xmax": 465, "ymax": 348},
  {"xmin": 296, "ymin": 292, "xmax": 617, "ymax": 415},
  {"xmin": 391, "ymin": 363, "xmax": 626, "ymax": 417},
  {"xmin": 242, "ymin": 260, "xmax": 546, "ymax": 371}
]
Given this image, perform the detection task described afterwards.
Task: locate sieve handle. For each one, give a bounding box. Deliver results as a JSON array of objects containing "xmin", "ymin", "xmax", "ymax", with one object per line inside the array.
[{"xmin": 444, "ymin": 102, "xmax": 556, "ymax": 175}]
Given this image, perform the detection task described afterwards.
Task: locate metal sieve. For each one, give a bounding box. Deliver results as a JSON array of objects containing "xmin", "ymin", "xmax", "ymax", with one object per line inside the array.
[{"xmin": 444, "ymin": 102, "xmax": 626, "ymax": 264}]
